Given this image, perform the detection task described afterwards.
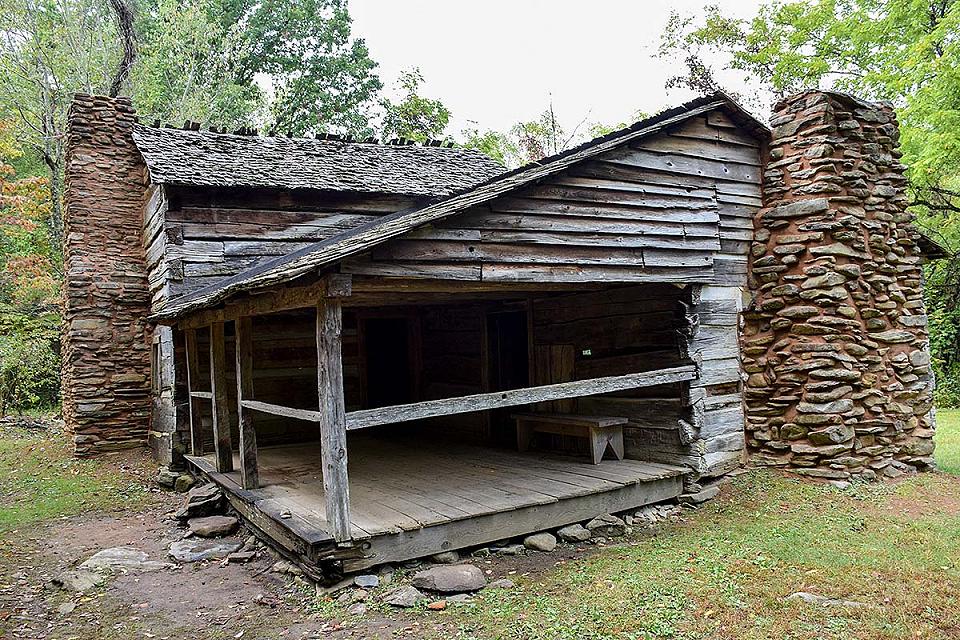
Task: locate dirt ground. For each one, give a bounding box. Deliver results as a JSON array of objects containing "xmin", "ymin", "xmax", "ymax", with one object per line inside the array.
[
  {"xmin": 6, "ymin": 424, "xmax": 960, "ymax": 640},
  {"xmin": 0, "ymin": 463, "xmax": 603, "ymax": 640}
]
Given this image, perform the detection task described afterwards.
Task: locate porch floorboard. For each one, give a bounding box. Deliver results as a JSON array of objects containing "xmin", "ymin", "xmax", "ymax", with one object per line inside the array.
[{"xmin": 186, "ymin": 436, "xmax": 688, "ymax": 570}]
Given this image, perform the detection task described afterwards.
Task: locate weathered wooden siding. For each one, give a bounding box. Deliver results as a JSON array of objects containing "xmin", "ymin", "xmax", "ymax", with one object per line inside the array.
[
  {"xmin": 341, "ymin": 110, "xmax": 761, "ymax": 287},
  {"xmin": 144, "ymin": 187, "xmax": 421, "ymax": 309},
  {"xmin": 529, "ymin": 285, "xmax": 689, "ymax": 457},
  {"xmin": 625, "ymin": 285, "xmax": 747, "ymax": 477}
]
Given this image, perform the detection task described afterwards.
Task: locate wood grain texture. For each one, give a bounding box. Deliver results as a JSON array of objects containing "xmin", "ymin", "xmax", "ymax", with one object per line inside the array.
[
  {"xmin": 153, "ymin": 97, "xmax": 767, "ymax": 321},
  {"xmin": 346, "ymin": 365, "xmax": 697, "ymax": 430},
  {"xmin": 184, "ymin": 328, "xmax": 204, "ymax": 455},
  {"xmin": 186, "ymin": 437, "xmax": 689, "ymax": 569},
  {"xmin": 317, "ymin": 300, "xmax": 351, "ymax": 542},
  {"xmin": 235, "ymin": 316, "xmax": 259, "ymax": 489},
  {"xmin": 209, "ymin": 321, "xmax": 234, "ymax": 472}
]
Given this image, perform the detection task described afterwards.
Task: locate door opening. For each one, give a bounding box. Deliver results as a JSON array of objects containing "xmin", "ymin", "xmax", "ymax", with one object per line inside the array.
[
  {"xmin": 486, "ymin": 309, "xmax": 529, "ymax": 447},
  {"xmin": 363, "ymin": 317, "xmax": 412, "ymax": 409}
]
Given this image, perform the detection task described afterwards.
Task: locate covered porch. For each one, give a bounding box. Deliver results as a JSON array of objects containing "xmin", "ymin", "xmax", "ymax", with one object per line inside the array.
[
  {"xmin": 174, "ymin": 275, "xmax": 703, "ymax": 572},
  {"xmin": 187, "ymin": 436, "xmax": 686, "ymax": 572}
]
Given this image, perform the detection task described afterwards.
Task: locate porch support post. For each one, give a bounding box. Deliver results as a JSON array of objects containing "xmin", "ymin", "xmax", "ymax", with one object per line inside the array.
[
  {"xmin": 235, "ymin": 316, "xmax": 258, "ymax": 489},
  {"xmin": 209, "ymin": 321, "xmax": 234, "ymax": 472},
  {"xmin": 184, "ymin": 328, "xmax": 203, "ymax": 455},
  {"xmin": 317, "ymin": 290, "xmax": 351, "ymax": 542}
]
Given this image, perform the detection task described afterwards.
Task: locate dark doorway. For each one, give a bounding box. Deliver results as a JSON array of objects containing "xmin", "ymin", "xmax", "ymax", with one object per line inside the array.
[
  {"xmin": 486, "ymin": 310, "xmax": 529, "ymax": 446},
  {"xmin": 364, "ymin": 317, "xmax": 412, "ymax": 409}
]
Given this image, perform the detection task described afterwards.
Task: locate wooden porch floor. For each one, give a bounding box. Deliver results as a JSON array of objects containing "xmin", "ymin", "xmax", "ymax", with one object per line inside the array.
[{"xmin": 187, "ymin": 436, "xmax": 688, "ymax": 570}]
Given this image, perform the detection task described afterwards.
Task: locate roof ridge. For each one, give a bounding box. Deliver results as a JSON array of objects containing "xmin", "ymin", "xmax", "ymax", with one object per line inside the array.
[{"xmin": 139, "ymin": 121, "xmax": 461, "ymax": 149}]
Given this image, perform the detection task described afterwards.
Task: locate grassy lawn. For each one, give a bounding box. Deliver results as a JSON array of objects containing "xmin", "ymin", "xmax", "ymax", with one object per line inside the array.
[
  {"xmin": 2, "ymin": 420, "xmax": 960, "ymax": 639},
  {"xmin": 935, "ymin": 409, "xmax": 960, "ymax": 473},
  {"xmin": 0, "ymin": 423, "xmax": 153, "ymax": 532},
  {"xmin": 417, "ymin": 472, "xmax": 960, "ymax": 640}
]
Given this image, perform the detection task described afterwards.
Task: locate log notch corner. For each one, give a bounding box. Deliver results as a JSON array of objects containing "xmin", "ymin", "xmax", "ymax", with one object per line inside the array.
[
  {"xmin": 63, "ymin": 95, "xmax": 152, "ymax": 456},
  {"xmin": 742, "ymin": 90, "xmax": 936, "ymax": 481}
]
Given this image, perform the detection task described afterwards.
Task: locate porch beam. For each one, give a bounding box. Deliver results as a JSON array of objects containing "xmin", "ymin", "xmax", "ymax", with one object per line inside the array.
[
  {"xmin": 317, "ymin": 298, "xmax": 351, "ymax": 542},
  {"xmin": 209, "ymin": 321, "xmax": 234, "ymax": 472},
  {"xmin": 184, "ymin": 328, "xmax": 203, "ymax": 455},
  {"xmin": 346, "ymin": 364, "xmax": 698, "ymax": 430},
  {"xmin": 173, "ymin": 275, "xmax": 352, "ymax": 329},
  {"xmin": 235, "ymin": 364, "xmax": 699, "ymax": 433},
  {"xmin": 241, "ymin": 400, "xmax": 320, "ymax": 422},
  {"xmin": 235, "ymin": 316, "xmax": 258, "ymax": 489}
]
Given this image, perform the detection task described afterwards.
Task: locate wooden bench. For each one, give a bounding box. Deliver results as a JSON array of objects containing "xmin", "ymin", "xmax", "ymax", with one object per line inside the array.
[{"xmin": 512, "ymin": 413, "xmax": 628, "ymax": 465}]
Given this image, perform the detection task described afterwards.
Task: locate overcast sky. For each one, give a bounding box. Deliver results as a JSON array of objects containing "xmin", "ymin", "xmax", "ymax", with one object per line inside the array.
[{"xmin": 348, "ymin": 0, "xmax": 764, "ymax": 137}]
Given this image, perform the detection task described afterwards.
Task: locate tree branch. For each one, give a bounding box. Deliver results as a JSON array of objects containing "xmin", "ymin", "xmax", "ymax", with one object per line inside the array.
[{"xmin": 108, "ymin": 0, "xmax": 137, "ymax": 97}]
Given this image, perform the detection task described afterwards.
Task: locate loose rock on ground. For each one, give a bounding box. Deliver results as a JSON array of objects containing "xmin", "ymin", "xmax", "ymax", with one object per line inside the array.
[
  {"xmin": 382, "ymin": 585, "xmax": 426, "ymax": 608},
  {"xmin": 585, "ymin": 514, "xmax": 627, "ymax": 537},
  {"xmin": 557, "ymin": 523, "xmax": 591, "ymax": 542},
  {"xmin": 523, "ymin": 532, "xmax": 557, "ymax": 552},
  {"xmin": 411, "ymin": 564, "xmax": 487, "ymax": 593},
  {"xmin": 188, "ymin": 515, "xmax": 239, "ymax": 537}
]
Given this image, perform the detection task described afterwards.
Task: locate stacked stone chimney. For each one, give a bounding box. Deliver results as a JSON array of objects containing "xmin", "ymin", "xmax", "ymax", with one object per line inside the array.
[
  {"xmin": 62, "ymin": 94, "xmax": 152, "ymax": 456},
  {"xmin": 742, "ymin": 91, "xmax": 936, "ymax": 480}
]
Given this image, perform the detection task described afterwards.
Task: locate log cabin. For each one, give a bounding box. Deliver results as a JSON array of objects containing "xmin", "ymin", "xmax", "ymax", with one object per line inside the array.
[{"xmin": 62, "ymin": 90, "xmax": 941, "ymax": 576}]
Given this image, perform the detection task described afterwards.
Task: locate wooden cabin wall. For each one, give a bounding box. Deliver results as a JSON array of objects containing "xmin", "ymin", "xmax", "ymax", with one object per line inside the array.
[
  {"xmin": 144, "ymin": 187, "xmax": 421, "ymax": 309},
  {"xmin": 146, "ymin": 188, "xmax": 418, "ymax": 459},
  {"xmin": 619, "ymin": 285, "xmax": 747, "ymax": 478},
  {"xmin": 341, "ymin": 109, "xmax": 761, "ymax": 290},
  {"xmin": 417, "ymin": 305, "xmax": 487, "ymax": 440},
  {"xmin": 187, "ymin": 312, "xmax": 355, "ymax": 449},
  {"xmin": 528, "ymin": 284, "xmax": 688, "ymax": 458}
]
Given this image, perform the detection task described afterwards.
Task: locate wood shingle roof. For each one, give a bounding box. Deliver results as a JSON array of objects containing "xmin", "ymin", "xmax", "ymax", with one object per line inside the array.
[{"xmin": 131, "ymin": 126, "xmax": 505, "ymax": 197}]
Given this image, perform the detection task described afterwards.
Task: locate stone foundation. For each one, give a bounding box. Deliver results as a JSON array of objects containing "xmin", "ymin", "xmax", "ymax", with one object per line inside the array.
[
  {"xmin": 62, "ymin": 94, "xmax": 152, "ymax": 456},
  {"xmin": 742, "ymin": 91, "xmax": 936, "ymax": 480}
]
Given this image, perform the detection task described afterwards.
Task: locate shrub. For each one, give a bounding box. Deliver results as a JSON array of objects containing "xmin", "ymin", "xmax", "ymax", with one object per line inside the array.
[{"xmin": 0, "ymin": 332, "xmax": 59, "ymax": 416}]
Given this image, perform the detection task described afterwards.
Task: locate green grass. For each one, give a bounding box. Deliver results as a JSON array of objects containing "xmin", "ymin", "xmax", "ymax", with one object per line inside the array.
[
  {"xmin": 414, "ymin": 472, "xmax": 960, "ymax": 640},
  {"xmin": 0, "ymin": 425, "xmax": 151, "ymax": 532},
  {"xmin": 2, "ymin": 419, "xmax": 959, "ymax": 639},
  {"xmin": 935, "ymin": 409, "xmax": 960, "ymax": 474}
]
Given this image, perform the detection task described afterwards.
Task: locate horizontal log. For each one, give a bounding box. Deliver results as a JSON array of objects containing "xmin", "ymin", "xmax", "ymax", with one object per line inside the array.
[
  {"xmin": 190, "ymin": 391, "xmax": 213, "ymax": 399},
  {"xmin": 345, "ymin": 364, "xmax": 697, "ymax": 430},
  {"xmin": 601, "ymin": 148, "xmax": 760, "ymax": 184},
  {"xmin": 492, "ymin": 196, "xmax": 720, "ymax": 224},
  {"xmin": 478, "ymin": 263, "xmax": 714, "ymax": 284},
  {"xmin": 171, "ymin": 275, "xmax": 352, "ymax": 328},
  {"xmin": 668, "ymin": 115, "xmax": 762, "ymax": 148},
  {"xmin": 242, "ymin": 399, "xmax": 321, "ymax": 422},
  {"xmin": 633, "ymin": 133, "xmax": 762, "ymax": 166}
]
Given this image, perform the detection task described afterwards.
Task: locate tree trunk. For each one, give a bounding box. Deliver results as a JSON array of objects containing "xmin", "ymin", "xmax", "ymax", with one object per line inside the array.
[{"xmin": 109, "ymin": 0, "xmax": 137, "ymax": 97}]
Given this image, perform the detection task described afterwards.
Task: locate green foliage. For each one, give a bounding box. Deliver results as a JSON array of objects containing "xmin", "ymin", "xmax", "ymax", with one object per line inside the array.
[
  {"xmin": 0, "ymin": 126, "xmax": 60, "ymax": 415},
  {"xmin": 460, "ymin": 127, "xmax": 517, "ymax": 167},
  {"xmin": 380, "ymin": 68, "xmax": 451, "ymax": 143},
  {"xmin": 0, "ymin": 332, "xmax": 58, "ymax": 416},
  {"xmin": 241, "ymin": 0, "xmax": 382, "ymax": 136},
  {"xmin": 460, "ymin": 105, "xmax": 599, "ymax": 169},
  {"xmin": 0, "ymin": 0, "xmax": 121, "ymax": 157},
  {"xmin": 131, "ymin": 0, "xmax": 263, "ymax": 129},
  {"xmin": 661, "ymin": 0, "xmax": 960, "ymax": 404},
  {"xmin": 926, "ymin": 257, "xmax": 960, "ymax": 406},
  {"xmin": 510, "ymin": 106, "xmax": 575, "ymax": 164},
  {"xmin": 660, "ymin": 0, "xmax": 960, "ymax": 185},
  {"xmin": 318, "ymin": 471, "xmax": 960, "ymax": 638},
  {"xmin": 133, "ymin": 0, "xmax": 382, "ymax": 136},
  {"xmin": 586, "ymin": 110, "xmax": 650, "ymax": 138}
]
